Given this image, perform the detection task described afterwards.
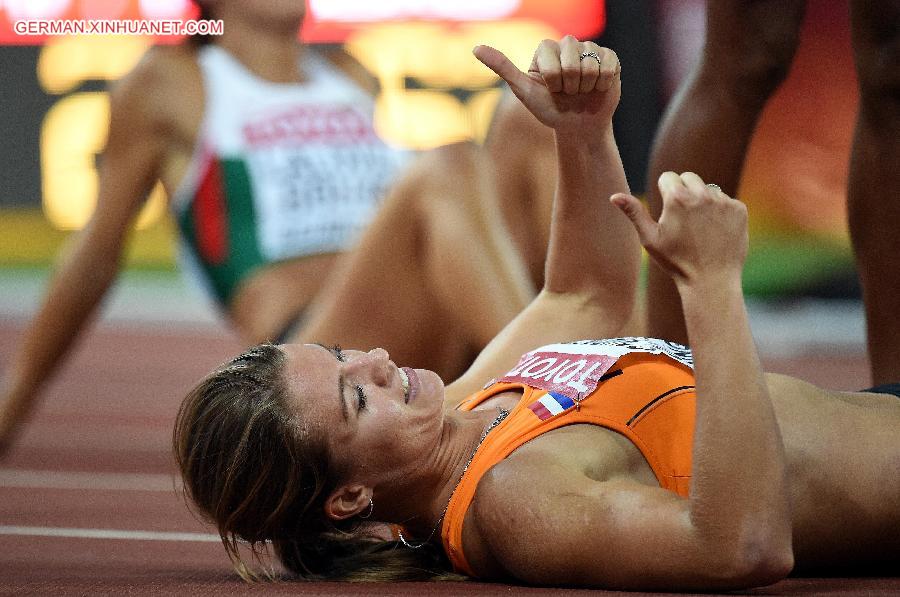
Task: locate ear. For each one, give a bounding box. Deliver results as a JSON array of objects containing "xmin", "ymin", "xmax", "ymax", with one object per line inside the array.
[{"xmin": 323, "ymin": 484, "xmax": 372, "ymax": 521}]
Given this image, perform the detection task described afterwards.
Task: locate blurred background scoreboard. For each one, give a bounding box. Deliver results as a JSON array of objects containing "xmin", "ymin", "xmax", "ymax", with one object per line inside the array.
[{"xmin": 0, "ymin": 0, "xmax": 862, "ymax": 299}]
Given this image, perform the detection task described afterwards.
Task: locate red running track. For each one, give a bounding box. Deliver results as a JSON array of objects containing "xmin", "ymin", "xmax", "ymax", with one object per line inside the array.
[{"xmin": 0, "ymin": 320, "xmax": 896, "ymax": 596}]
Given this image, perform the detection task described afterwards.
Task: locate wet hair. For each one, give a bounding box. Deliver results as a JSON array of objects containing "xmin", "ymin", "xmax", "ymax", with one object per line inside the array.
[{"xmin": 173, "ymin": 343, "xmax": 463, "ymax": 582}]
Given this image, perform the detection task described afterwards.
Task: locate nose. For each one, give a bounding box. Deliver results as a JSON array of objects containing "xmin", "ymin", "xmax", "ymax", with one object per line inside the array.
[{"xmin": 344, "ymin": 348, "xmax": 392, "ymax": 386}]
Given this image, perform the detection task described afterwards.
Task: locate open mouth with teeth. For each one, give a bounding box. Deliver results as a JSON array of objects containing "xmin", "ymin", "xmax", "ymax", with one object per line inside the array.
[{"xmin": 399, "ymin": 367, "xmax": 417, "ymax": 403}]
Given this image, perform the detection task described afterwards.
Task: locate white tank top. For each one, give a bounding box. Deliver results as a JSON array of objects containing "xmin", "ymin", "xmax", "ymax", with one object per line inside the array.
[{"xmin": 172, "ymin": 44, "xmax": 408, "ymax": 303}]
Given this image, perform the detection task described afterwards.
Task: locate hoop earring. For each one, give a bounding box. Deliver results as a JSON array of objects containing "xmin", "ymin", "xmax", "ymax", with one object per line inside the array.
[{"xmin": 359, "ymin": 498, "xmax": 374, "ymax": 519}]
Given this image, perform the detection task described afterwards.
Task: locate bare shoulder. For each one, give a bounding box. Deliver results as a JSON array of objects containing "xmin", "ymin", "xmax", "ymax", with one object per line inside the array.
[
  {"xmin": 467, "ymin": 453, "xmax": 597, "ymax": 583},
  {"xmin": 467, "ymin": 449, "xmax": 637, "ymax": 584},
  {"xmin": 109, "ymin": 44, "xmax": 201, "ymax": 130},
  {"xmin": 122, "ymin": 43, "xmax": 199, "ymax": 88},
  {"xmin": 97, "ymin": 43, "xmax": 203, "ymax": 201}
]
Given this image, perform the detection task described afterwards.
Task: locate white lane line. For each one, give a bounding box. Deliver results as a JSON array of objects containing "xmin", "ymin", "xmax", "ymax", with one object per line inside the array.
[
  {"xmin": 0, "ymin": 469, "xmax": 181, "ymax": 492},
  {"xmin": 0, "ymin": 526, "xmax": 220, "ymax": 542}
]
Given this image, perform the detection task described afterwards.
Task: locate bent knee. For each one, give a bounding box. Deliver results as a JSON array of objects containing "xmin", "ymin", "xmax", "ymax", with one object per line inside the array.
[
  {"xmin": 405, "ymin": 141, "xmax": 481, "ymax": 180},
  {"xmin": 393, "ymin": 141, "xmax": 482, "ymax": 194},
  {"xmin": 391, "ymin": 141, "xmax": 495, "ymax": 219},
  {"xmin": 428, "ymin": 140, "xmax": 482, "ymax": 172}
]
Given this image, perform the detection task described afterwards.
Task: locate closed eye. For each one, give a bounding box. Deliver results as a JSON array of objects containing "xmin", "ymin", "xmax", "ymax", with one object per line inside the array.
[
  {"xmin": 313, "ymin": 343, "xmax": 350, "ymax": 421},
  {"xmin": 355, "ymin": 384, "xmax": 367, "ymax": 412}
]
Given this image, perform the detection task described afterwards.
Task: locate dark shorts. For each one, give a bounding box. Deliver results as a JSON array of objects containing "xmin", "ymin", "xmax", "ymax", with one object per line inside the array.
[{"xmin": 860, "ymin": 382, "xmax": 900, "ymax": 399}]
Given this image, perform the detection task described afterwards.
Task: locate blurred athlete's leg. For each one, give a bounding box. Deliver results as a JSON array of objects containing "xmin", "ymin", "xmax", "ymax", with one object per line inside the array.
[
  {"xmin": 848, "ymin": 0, "xmax": 900, "ymax": 384},
  {"xmin": 295, "ymin": 142, "xmax": 534, "ymax": 381},
  {"xmin": 645, "ymin": 0, "xmax": 805, "ymax": 343}
]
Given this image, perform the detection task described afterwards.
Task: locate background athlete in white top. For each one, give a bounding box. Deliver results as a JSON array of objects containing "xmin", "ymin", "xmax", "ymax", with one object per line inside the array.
[{"xmin": 0, "ymin": 0, "xmax": 559, "ymax": 454}]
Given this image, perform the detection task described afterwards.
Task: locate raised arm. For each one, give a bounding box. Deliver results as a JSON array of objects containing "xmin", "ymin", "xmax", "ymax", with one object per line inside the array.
[
  {"xmin": 447, "ymin": 37, "xmax": 640, "ymax": 402},
  {"xmin": 476, "ymin": 177, "xmax": 793, "ymax": 591},
  {"xmin": 0, "ymin": 57, "xmax": 167, "ymax": 455},
  {"xmin": 611, "ymin": 173, "xmax": 793, "ymax": 577}
]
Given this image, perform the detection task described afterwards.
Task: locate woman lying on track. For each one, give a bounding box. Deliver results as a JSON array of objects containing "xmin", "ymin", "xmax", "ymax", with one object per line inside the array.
[{"xmin": 174, "ymin": 37, "xmax": 900, "ymax": 591}]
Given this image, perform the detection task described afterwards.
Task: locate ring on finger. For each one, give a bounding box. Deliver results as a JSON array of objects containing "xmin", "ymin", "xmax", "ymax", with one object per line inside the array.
[
  {"xmin": 579, "ymin": 51, "xmax": 602, "ymax": 68},
  {"xmin": 706, "ymin": 183, "xmax": 722, "ymax": 193}
]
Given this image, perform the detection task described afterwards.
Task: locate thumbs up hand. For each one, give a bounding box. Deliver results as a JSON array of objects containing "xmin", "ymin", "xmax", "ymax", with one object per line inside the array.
[{"xmin": 474, "ymin": 36, "xmax": 621, "ymax": 135}]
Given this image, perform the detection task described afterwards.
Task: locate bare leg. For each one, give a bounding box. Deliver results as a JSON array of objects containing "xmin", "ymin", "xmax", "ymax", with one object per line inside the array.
[
  {"xmin": 485, "ymin": 92, "xmax": 557, "ymax": 289},
  {"xmin": 645, "ymin": 0, "xmax": 805, "ymax": 343},
  {"xmin": 848, "ymin": 0, "xmax": 900, "ymax": 384},
  {"xmin": 294, "ymin": 142, "xmax": 534, "ymax": 381},
  {"xmin": 486, "ymin": 93, "xmax": 647, "ymax": 337}
]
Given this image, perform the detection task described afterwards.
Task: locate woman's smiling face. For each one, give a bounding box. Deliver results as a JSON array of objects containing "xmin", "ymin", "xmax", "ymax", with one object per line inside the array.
[{"xmin": 278, "ymin": 343, "xmax": 447, "ymax": 484}]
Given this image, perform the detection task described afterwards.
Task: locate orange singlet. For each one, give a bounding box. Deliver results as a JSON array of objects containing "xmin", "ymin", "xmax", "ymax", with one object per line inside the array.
[{"xmin": 440, "ymin": 338, "xmax": 698, "ymax": 577}]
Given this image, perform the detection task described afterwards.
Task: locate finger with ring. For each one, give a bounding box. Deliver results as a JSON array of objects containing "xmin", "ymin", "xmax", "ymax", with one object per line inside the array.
[
  {"xmin": 578, "ymin": 47, "xmax": 601, "ymax": 91},
  {"xmin": 580, "ymin": 51, "xmax": 602, "ymax": 68}
]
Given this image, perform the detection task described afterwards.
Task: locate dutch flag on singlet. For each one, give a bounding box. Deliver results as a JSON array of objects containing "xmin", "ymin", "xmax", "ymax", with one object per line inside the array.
[{"xmin": 528, "ymin": 392, "xmax": 576, "ymax": 421}]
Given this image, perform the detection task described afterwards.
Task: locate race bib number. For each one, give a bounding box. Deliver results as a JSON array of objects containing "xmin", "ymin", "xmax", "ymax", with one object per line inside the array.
[
  {"xmin": 490, "ymin": 337, "xmax": 693, "ymax": 401},
  {"xmin": 570, "ymin": 337, "xmax": 694, "ymax": 368},
  {"xmin": 243, "ymin": 105, "xmax": 407, "ymax": 260}
]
